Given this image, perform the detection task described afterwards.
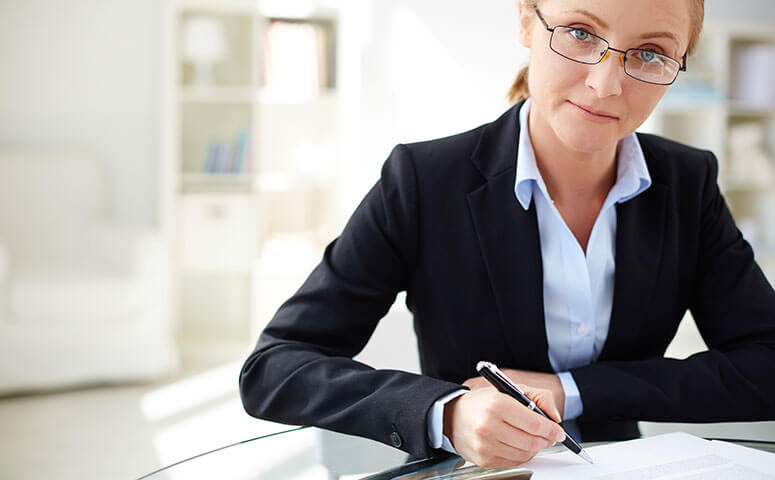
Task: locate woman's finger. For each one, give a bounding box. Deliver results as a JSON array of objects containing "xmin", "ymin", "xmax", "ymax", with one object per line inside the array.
[
  {"xmin": 520, "ymin": 384, "xmax": 563, "ymax": 423},
  {"xmin": 498, "ymin": 391, "xmax": 566, "ymax": 443},
  {"xmin": 488, "ymin": 416, "xmax": 558, "ymax": 452}
]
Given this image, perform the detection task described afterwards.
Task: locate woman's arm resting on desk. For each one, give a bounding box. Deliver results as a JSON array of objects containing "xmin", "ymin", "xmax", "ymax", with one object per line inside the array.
[
  {"xmin": 571, "ymin": 151, "xmax": 775, "ymax": 422},
  {"xmin": 240, "ymin": 145, "xmax": 463, "ymax": 459}
]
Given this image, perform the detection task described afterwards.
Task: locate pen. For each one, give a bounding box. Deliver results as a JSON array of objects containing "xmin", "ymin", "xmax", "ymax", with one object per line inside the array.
[{"xmin": 476, "ymin": 361, "xmax": 594, "ymax": 464}]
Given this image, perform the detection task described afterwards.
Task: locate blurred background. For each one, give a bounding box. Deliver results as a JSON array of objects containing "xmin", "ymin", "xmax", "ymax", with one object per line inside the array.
[{"xmin": 0, "ymin": 0, "xmax": 774, "ymax": 479}]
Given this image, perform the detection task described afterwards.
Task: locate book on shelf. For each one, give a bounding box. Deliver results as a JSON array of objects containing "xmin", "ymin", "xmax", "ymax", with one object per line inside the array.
[
  {"xmin": 263, "ymin": 19, "xmax": 334, "ymax": 98},
  {"xmin": 234, "ymin": 128, "xmax": 250, "ymax": 173},
  {"xmin": 202, "ymin": 127, "xmax": 253, "ymax": 175}
]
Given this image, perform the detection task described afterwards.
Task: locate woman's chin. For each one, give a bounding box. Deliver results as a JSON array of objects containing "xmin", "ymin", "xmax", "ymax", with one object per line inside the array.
[{"xmin": 558, "ymin": 127, "xmax": 619, "ymax": 154}]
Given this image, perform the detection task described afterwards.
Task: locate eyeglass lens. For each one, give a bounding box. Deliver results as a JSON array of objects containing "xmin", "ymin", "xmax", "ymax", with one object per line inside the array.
[{"xmin": 550, "ymin": 26, "xmax": 680, "ymax": 85}]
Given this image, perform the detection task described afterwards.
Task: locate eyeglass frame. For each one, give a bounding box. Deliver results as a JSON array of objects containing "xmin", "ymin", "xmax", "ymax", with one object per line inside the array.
[{"xmin": 534, "ymin": 7, "xmax": 687, "ymax": 86}]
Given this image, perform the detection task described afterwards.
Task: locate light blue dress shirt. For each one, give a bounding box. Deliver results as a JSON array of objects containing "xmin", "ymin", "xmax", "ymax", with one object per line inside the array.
[{"xmin": 427, "ymin": 98, "xmax": 652, "ymax": 452}]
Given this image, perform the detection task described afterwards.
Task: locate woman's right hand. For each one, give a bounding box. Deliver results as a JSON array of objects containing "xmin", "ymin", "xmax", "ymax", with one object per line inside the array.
[{"xmin": 442, "ymin": 385, "xmax": 566, "ymax": 468}]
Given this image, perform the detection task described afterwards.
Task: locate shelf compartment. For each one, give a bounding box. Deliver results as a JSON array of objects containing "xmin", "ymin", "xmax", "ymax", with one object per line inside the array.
[
  {"xmin": 179, "ymin": 11, "xmax": 255, "ymax": 88},
  {"xmin": 180, "ymin": 102, "xmax": 253, "ymax": 177}
]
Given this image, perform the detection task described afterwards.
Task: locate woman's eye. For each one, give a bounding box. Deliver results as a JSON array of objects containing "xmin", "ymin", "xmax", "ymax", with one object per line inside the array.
[
  {"xmin": 570, "ymin": 28, "xmax": 592, "ymax": 42},
  {"xmin": 637, "ymin": 49, "xmax": 663, "ymax": 63}
]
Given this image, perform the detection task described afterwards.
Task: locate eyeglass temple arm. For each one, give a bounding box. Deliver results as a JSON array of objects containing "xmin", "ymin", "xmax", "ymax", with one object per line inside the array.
[{"xmin": 534, "ymin": 7, "xmax": 553, "ymax": 32}]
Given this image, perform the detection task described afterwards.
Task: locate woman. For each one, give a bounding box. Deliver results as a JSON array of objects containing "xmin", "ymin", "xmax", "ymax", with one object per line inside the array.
[{"xmin": 240, "ymin": 0, "xmax": 775, "ymax": 468}]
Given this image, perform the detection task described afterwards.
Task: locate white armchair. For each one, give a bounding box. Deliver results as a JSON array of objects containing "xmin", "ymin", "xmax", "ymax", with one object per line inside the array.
[{"xmin": 0, "ymin": 148, "xmax": 177, "ymax": 394}]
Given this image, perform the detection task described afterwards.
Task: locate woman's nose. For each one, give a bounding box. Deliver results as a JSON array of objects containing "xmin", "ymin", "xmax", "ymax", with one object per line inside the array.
[{"xmin": 585, "ymin": 50, "xmax": 626, "ymax": 98}]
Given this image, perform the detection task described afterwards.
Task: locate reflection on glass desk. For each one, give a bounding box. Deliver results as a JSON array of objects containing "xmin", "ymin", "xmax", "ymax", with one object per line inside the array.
[{"xmin": 136, "ymin": 422, "xmax": 775, "ymax": 480}]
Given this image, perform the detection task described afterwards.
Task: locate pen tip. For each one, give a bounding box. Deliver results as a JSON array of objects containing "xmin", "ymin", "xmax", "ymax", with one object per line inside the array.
[{"xmin": 579, "ymin": 449, "xmax": 594, "ymax": 464}]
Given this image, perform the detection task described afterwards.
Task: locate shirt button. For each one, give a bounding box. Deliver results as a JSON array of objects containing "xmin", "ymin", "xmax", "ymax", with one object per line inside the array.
[{"xmin": 577, "ymin": 324, "xmax": 591, "ymax": 337}]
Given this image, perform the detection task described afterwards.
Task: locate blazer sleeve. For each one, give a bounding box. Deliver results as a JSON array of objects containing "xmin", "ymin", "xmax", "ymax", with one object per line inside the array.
[
  {"xmin": 239, "ymin": 144, "xmax": 463, "ymax": 458},
  {"xmin": 571, "ymin": 151, "xmax": 775, "ymax": 422}
]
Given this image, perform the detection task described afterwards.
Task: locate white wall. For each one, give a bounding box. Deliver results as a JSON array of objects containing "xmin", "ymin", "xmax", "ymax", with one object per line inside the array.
[
  {"xmin": 705, "ymin": 0, "xmax": 775, "ymax": 22},
  {"xmin": 0, "ymin": 0, "xmax": 161, "ymax": 227},
  {"xmin": 337, "ymin": 0, "xmax": 526, "ymax": 219}
]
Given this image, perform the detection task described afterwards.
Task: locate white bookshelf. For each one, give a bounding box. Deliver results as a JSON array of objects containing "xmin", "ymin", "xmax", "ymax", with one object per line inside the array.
[
  {"xmin": 645, "ymin": 21, "xmax": 775, "ymax": 280},
  {"xmin": 161, "ymin": 0, "xmax": 340, "ymax": 341}
]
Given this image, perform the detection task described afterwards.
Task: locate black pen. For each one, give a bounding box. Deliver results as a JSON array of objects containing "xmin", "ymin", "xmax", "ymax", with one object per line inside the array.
[{"xmin": 476, "ymin": 361, "xmax": 594, "ymax": 464}]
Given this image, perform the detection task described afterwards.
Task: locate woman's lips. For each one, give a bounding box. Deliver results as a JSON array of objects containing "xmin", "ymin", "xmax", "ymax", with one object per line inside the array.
[{"xmin": 568, "ymin": 101, "xmax": 619, "ymax": 122}]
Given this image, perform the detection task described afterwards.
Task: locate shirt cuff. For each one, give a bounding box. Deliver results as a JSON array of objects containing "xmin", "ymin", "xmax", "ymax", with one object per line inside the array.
[
  {"xmin": 427, "ymin": 388, "xmax": 467, "ymax": 453},
  {"xmin": 557, "ymin": 371, "xmax": 583, "ymax": 420}
]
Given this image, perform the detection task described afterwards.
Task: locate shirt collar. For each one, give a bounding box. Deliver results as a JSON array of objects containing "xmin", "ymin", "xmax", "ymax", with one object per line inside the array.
[{"xmin": 514, "ymin": 98, "xmax": 652, "ymax": 211}]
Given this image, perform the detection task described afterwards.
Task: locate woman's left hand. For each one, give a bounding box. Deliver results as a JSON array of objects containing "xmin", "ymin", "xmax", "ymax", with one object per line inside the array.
[{"xmin": 463, "ymin": 369, "xmax": 566, "ymax": 419}]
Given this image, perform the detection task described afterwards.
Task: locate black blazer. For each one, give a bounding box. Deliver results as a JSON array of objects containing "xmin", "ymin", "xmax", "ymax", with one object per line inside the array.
[{"xmin": 240, "ymin": 101, "xmax": 775, "ymax": 458}]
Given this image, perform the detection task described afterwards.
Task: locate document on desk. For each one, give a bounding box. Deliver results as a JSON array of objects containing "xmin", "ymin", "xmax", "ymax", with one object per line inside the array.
[{"xmin": 523, "ymin": 432, "xmax": 775, "ymax": 480}]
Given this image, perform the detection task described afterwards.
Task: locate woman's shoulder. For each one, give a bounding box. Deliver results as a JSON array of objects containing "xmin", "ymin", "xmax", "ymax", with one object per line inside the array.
[
  {"xmin": 395, "ymin": 105, "xmax": 521, "ymax": 180},
  {"xmin": 399, "ymin": 122, "xmax": 490, "ymax": 165},
  {"xmin": 635, "ymin": 131, "xmax": 717, "ymax": 183},
  {"xmin": 381, "ymin": 122, "xmax": 494, "ymax": 193},
  {"xmin": 636, "ymin": 131, "xmax": 711, "ymax": 158}
]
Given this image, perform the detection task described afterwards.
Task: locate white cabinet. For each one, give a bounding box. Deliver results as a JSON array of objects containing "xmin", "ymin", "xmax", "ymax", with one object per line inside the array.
[
  {"xmin": 180, "ymin": 194, "xmax": 255, "ymax": 272},
  {"xmin": 162, "ymin": 0, "xmax": 340, "ymax": 341}
]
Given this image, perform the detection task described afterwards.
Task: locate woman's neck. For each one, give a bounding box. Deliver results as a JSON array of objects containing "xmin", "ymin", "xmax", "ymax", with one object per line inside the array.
[{"xmin": 527, "ymin": 106, "xmax": 618, "ymax": 206}]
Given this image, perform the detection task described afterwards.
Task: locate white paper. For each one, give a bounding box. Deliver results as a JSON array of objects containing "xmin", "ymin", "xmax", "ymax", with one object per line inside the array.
[{"xmin": 522, "ymin": 432, "xmax": 775, "ymax": 480}]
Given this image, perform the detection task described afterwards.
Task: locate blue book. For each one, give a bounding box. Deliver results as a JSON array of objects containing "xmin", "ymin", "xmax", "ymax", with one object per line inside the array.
[
  {"xmin": 243, "ymin": 130, "xmax": 253, "ymax": 174},
  {"xmin": 222, "ymin": 143, "xmax": 234, "ymax": 174},
  {"xmin": 204, "ymin": 141, "xmax": 217, "ymax": 173},
  {"xmin": 234, "ymin": 128, "xmax": 248, "ymax": 173},
  {"xmin": 213, "ymin": 142, "xmax": 224, "ymax": 173}
]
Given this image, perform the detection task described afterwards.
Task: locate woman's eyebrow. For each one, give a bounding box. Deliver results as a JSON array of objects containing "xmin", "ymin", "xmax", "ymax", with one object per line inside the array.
[
  {"xmin": 565, "ymin": 8, "xmax": 609, "ymax": 29},
  {"xmin": 640, "ymin": 31, "xmax": 680, "ymax": 49},
  {"xmin": 566, "ymin": 9, "xmax": 681, "ymax": 51}
]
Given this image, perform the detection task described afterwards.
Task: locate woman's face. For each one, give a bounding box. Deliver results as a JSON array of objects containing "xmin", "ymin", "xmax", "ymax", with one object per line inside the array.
[{"xmin": 519, "ymin": 0, "xmax": 691, "ymax": 154}]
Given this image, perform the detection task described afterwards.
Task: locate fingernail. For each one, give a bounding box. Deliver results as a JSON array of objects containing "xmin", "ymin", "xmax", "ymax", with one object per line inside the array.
[{"xmin": 555, "ymin": 431, "xmax": 566, "ymax": 443}]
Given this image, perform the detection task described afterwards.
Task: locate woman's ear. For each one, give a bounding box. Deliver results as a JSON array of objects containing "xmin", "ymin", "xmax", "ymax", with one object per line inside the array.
[{"xmin": 517, "ymin": 1, "xmax": 534, "ymax": 48}]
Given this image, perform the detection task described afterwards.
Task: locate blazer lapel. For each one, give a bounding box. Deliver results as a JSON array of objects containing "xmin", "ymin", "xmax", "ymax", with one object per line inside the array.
[
  {"xmin": 602, "ymin": 179, "xmax": 668, "ymax": 360},
  {"xmin": 466, "ymin": 103, "xmax": 553, "ymax": 373}
]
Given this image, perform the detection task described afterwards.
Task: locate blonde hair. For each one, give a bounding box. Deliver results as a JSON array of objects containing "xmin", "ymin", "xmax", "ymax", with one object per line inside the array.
[{"xmin": 508, "ymin": 0, "xmax": 705, "ymax": 103}]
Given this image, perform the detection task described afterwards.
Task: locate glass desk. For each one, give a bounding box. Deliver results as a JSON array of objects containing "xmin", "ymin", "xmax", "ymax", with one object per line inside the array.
[{"xmin": 137, "ymin": 422, "xmax": 775, "ymax": 480}]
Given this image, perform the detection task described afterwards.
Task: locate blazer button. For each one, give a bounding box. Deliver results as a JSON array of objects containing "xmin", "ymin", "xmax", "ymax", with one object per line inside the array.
[{"xmin": 390, "ymin": 431, "xmax": 403, "ymax": 448}]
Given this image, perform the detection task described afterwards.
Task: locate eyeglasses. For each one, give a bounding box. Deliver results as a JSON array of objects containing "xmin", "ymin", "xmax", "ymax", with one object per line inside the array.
[{"xmin": 535, "ymin": 7, "xmax": 687, "ymax": 86}]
